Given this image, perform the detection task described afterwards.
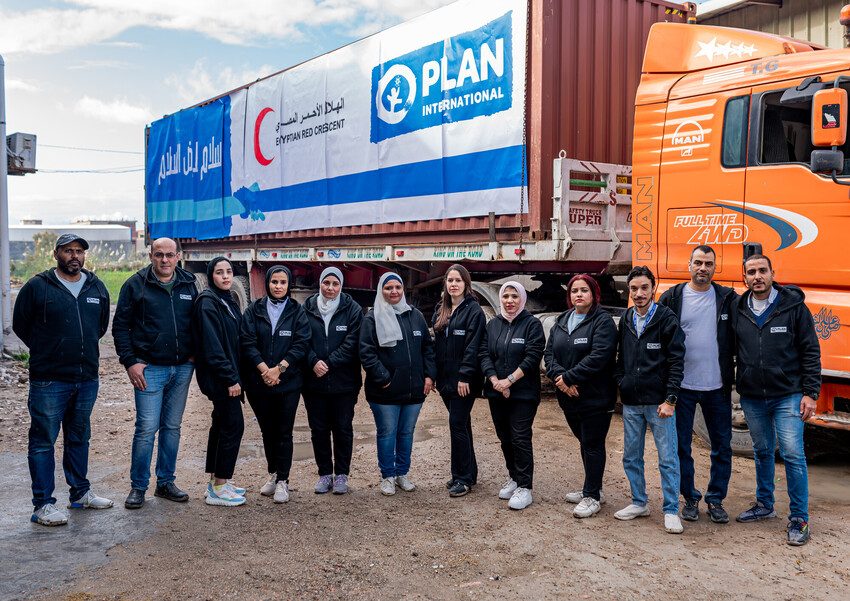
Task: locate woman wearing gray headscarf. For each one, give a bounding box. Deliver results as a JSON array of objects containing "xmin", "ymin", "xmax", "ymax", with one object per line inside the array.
[
  {"xmin": 303, "ymin": 267, "xmax": 363, "ymax": 495},
  {"xmin": 359, "ymin": 272, "xmax": 436, "ymax": 496}
]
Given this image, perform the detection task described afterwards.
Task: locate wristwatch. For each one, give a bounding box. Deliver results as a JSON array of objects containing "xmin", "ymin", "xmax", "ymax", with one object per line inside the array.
[
  {"xmin": 664, "ymin": 394, "xmax": 677, "ymax": 407},
  {"xmin": 278, "ymin": 361, "xmax": 288, "ymax": 372},
  {"xmin": 507, "ymin": 374, "xmax": 516, "ymax": 383}
]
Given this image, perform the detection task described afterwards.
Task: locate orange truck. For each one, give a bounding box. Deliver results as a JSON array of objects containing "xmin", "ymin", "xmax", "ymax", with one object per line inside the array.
[{"xmin": 633, "ymin": 17, "xmax": 850, "ymax": 443}]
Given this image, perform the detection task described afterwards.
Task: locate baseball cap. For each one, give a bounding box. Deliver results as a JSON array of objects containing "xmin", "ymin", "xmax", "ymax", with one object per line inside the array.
[{"xmin": 55, "ymin": 233, "xmax": 90, "ymax": 250}]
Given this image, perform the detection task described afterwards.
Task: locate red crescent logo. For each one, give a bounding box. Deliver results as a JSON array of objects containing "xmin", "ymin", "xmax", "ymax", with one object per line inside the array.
[{"xmin": 254, "ymin": 107, "xmax": 274, "ymax": 166}]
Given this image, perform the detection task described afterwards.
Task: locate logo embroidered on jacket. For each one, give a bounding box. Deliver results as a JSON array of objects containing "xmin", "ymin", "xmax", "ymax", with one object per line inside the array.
[
  {"xmin": 180, "ymin": 294, "xmax": 193, "ymax": 300},
  {"xmin": 280, "ymin": 330, "xmax": 292, "ymax": 336},
  {"xmin": 335, "ymin": 325, "xmax": 348, "ymax": 332},
  {"xmin": 453, "ymin": 329, "xmax": 466, "ymax": 335},
  {"xmin": 86, "ymin": 297, "xmax": 100, "ymax": 304},
  {"xmin": 413, "ymin": 330, "xmax": 422, "ymax": 336},
  {"xmin": 574, "ymin": 338, "xmax": 588, "ymax": 344},
  {"xmin": 720, "ymin": 313, "xmax": 728, "ymax": 320},
  {"xmin": 646, "ymin": 342, "xmax": 661, "ymax": 350},
  {"xmin": 511, "ymin": 338, "xmax": 525, "ymax": 344},
  {"xmin": 770, "ymin": 326, "xmax": 787, "ymax": 334}
]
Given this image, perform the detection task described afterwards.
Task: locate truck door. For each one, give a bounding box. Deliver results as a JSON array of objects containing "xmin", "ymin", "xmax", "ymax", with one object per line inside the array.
[
  {"xmin": 657, "ymin": 90, "xmax": 750, "ymax": 282},
  {"xmin": 743, "ymin": 80, "xmax": 850, "ymax": 291}
]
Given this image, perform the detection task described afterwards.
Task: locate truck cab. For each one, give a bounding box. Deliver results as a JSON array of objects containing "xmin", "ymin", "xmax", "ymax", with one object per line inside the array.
[{"xmin": 633, "ymin": 23, "xmax": 850, "ymax": 431}]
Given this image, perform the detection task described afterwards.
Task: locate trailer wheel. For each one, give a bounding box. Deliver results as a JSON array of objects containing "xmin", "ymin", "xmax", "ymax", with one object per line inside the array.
[
  {"xmin": 231, "ymin": 276, "xmax": 250, "ymax": 313},
  {"xmin": 693, "ymin": 403, "xmax": 762, "ymax": 458},
  {"xmin": 194, "ymin": 272, "xmax": 208, "ymax": 294}
]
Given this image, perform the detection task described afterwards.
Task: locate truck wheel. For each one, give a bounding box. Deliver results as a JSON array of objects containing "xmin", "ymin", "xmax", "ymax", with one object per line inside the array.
[
  {"xmin": 231, "ymin": 276, "xmax": 250, "ymax": 313},
  {"xmin": 693, "ymin": 404, "xmax": 758, "ymax": 458},
  {"xmin": 194, "ymin": 272, "xmax": 208, "ymax": 294}
]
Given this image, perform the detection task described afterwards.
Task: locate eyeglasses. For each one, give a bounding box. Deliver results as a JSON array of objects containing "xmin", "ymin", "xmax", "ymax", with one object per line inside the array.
[{"xmin": 153, "ymin": 252, "xmax": 178, "ymax": 259}]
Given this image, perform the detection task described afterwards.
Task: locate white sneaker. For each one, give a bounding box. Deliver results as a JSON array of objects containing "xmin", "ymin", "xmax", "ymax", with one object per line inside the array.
[
  {"xmin": 205, "ymin": 484, "xmax": 246, "ymax": 507},
  {"xmin": 573, "ymin": 497, "xmax": 602, "ymax": 518},
  {"xmin": 614, "ymin": 503, "xmax": 651, "ymax": 520},
  {"xmin": 68, "ymin": 490, "xmax": 114, "ymax": 510},
  {"xmin": 498, "ymin": 478, "xmax": 518, "ymax": 500},
  {"xmin": 508, "ymin": 487, "xmax": 533, "ymax": 510},
  {"xmin": 226, "ymin": 482, "xmax": 246, "ymax": 496},
  {"xmin": 260, "ymin": 474, "xmax": 277, "ymax": 497},
  {"xmin": 565, "ymin": 490, "xmax": 606, "ymax": 504},
  {"xmin": 395, "ymin": 475, "xmax": 416, "ymax": 492},
  {"xmin": 31, "ymin": 503, "xmax": 68, "ymax": 526},
  {"xmin": 273, "ymin": 481, "xmax": 290, "ymax": 504},
  {"xmin": 665, "ymin": 513, "xmax": 684, "ymax": 534},
  {"xmin": 380, "ymin": 477, "xmax": 396, "ymax": 496}
]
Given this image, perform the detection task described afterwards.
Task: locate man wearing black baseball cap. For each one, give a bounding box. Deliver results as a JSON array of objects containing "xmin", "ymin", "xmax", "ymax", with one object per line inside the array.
[{"xmin": 13, "ymin": 232, "xmax": 113, "ymax": 526}]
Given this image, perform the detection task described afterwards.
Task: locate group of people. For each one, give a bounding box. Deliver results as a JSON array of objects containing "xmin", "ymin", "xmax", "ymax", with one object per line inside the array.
[{"xmin": 14, "ymin": 235, "xmax": 820, "ymax": 547}]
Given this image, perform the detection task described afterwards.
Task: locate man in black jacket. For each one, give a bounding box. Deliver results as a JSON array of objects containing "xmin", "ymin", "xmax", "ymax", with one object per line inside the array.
[
  {"xmin": 614, "ymin": 266, "xmax": 686, "ymax": 534},
  {"xmin": 112, "ymin": 238, "xmax": 197, "ymax": 509},
  {"xmin": 13, "ymin": 233, "xmax": 113, "ymax": 526},
  {"xmin": 658, "ymin": 245, "xmax": 737, "ymax": 524},
  {"xmin": 732, "ymin": 254, "xmax": 820, "ymax": 547}
]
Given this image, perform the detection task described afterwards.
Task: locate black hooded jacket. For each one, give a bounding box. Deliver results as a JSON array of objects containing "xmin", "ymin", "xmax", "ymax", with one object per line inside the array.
[
  {"xmin": 479, "ymin": 310, "xmax": 545, "ymax": 403},
  {"xmin": 359, "ymin": 308, "xmax": 436, "ymax": 405},
  {"xmin": 240, "ymin": 296, "xmax": 311, "ymax": 394},
  {"xmin": 432, "ymin": 296, "xmax": 486, "ymax": 399},
  {"xmin": 112, "ymin": 264, "xmax": 197, "ymax": 368},
  {"xmin": 192, "ymin": 288, "xmax": 241, "ymax": 400},
  {"xmin": 303, "ymin": 292, "xmax": 363, "ymax": 396},
  {"xmin": 657, "ymin": 281, "xmax": 738, "ymax": 392},
  {"xmin": 13, "ymin": 268, "xmax": 110, "ymax": 382},
  {"xmin": 732, "ymin": 283, "xmax": 821, "ymax": 400},
  {"xmin": 544, "ymin": 305, "xmax": 618, "ymax": 413},
  {"xmin": 615, "ymin": 304, "xmax": 686, "ymax": 405}
]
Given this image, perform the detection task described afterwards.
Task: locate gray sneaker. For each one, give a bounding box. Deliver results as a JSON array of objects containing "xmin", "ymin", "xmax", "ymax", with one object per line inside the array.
[
  {"xmin": 31, "ymin": 503, "xmax": 68, "ymax": 526},
  {"xmin": 332, "ymin": 474, "xmax": 349, "ymax": 495},
  {"xmin": 314, "ymin": 474, "xmax": 333, "ymax": 494},
  {"xmin": 68, "ymin": 490, "xmax": 114, "ymax": 510}
]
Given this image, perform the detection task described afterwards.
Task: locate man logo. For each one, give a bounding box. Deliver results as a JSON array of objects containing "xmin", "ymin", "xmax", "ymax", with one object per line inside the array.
[
  {"xmin": 375, "ymin": 65, "xmax": 417, "ymax": 125},
  {"xmin": 671, "ymin": 120, "xmax": 706, "ymax": 157}
]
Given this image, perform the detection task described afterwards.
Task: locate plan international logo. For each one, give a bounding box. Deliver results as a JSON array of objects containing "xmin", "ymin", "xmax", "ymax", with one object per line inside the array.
[{"xmin": 370, "ymin": 11, "xmax": 514, "ymax": 142}]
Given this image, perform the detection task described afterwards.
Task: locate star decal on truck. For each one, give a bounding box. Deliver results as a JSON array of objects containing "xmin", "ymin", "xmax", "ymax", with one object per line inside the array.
[{"xmin": 695, "ymin": 38, "xmax": 757, "ymax": 63}]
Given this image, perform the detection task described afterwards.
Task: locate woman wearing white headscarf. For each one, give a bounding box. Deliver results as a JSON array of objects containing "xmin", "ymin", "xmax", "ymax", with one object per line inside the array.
[
  {"xmin": 359, "ymin": 272, "xmax": 436, "ymax": 496},
  {"xmin": 479, "ymin": 281, "xmax": 545, "ymax": 511},
  {"xmin": 303, "ymin": 267, "xmax": 363, "ymax": 495}
]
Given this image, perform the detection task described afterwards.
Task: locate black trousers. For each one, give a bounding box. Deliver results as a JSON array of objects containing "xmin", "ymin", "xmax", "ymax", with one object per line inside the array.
[
  {"xmin": 303, "ymin": 392, "xmax": 357, "ymax": 476},
  {"xmin": 488, "ymin": 398, "xmax": 538, "ymax": 489},
  {"xmin": 441, "ymin": 393, "xmax": 478, "ymax": 486},
  {"xmin": 205, "ymin": 396, "xmax": 245, "ymax": 480},
  {"xmin": 562, "ymin": 405, "xmax": 612, "ymax": 501},
  {"xmin": 247, "ymin": 389, "xmax": 300, "ymax": 482}
]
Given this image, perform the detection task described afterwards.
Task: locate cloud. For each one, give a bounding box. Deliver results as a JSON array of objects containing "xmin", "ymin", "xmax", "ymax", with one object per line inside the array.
[
  {"xmin": 7, "ymin": 79, "xmax": 40, "ymax": 92},
  {"xmin": 165, "ymin": 60, "xmax": 278, "ymax": 105},
  {"xmin": 68, "ymin": 59, "xmax": 134, "ymax": 70},
  {"xmin": 75, "ymin": 96, "xmax": 154, "ymax": 125},
  {"xmin": 0, "ymin": 0, "xmax": 456, "ymax": 55}
]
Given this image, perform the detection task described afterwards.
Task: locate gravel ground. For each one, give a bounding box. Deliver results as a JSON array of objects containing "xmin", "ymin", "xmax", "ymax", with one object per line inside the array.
[{"xmin": 1, "ymin": 353, "xmax": 848, "ymax": 601}]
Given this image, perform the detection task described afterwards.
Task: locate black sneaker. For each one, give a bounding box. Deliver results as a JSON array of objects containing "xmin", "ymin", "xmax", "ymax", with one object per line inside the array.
[
  {"xmin": 707, "ymin": 502, "xmax": 729, "ymax": 524},
  {"xmin": 445, "ymin": 479, "xmax": 455, "ymax": 489},
  {"xmin": 448, "ymin": 481, "xmax": 470, "ymax": 497},
  {"xmin": 124, "ymin": 488, "xmax": 145, "ymax": 509},
  {"xmin": 154, "ymin": 482, "xmax": 189, "ymax": 503},
  {"xmin": 787, "ymin": 518, "xmax": 810, "ymax": 546},
  {"xmin": 681, "ymin": 498, "xmax": 699, "ymax": 522},
  {"xmin": 736, "ymin": 501, "xmax": 777, "ymax": 523}
]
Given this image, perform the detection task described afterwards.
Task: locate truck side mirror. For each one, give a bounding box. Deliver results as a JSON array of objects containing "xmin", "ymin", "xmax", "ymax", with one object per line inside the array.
[
  {"xmin": 812, "ymin": 87, "xmax": 848, "ymax": 147},
  {"xmin": 811, "ymin": 149, "xmax": 844, "ymax": 173}
]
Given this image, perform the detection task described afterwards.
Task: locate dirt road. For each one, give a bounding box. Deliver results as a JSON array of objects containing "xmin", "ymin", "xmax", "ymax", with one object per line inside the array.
[{"xmin": 1, "ymin": 353, "xmax": 848, "ymax": 601}]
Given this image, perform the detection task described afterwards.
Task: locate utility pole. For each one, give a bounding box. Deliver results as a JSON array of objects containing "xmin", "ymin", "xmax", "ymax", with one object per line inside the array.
[{"xmin": 0, "ymin": 54, "xmax": 10, "ymax": 352}]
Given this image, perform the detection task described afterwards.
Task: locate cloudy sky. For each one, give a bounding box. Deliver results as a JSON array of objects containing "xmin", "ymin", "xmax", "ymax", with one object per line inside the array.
[{"xmin": 1, "ymin": 0, "xmax": 457, "ymax": 227}]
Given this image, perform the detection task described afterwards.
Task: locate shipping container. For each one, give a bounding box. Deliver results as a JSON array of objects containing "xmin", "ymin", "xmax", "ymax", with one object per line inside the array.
[{"xmin": 147, "ymin": 0, "xmax": 689, "ymax": 311}]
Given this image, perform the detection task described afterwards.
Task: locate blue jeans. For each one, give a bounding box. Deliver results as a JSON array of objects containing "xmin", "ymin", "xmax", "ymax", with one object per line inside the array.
[
  {"xmin": 368, "ymin": 402, "xmax": 423, "ymax": 479},
  {"xmin": 622, "ymin": 404, "xmax": 680, "ymax": 514},
  {"xmin": 130, "ymin": 363, "xmax": 194, "ymax": 491},
  {"xmin": 676, "ymin": 388, "xmax": 732, "ymax": 504},
  {"xmin": 27, "ymin": 379, "xmax": 99, "ymax": 509},
  {"xmin": 740, "ymin": 394, "xmax": 808, "ymax": 521}
]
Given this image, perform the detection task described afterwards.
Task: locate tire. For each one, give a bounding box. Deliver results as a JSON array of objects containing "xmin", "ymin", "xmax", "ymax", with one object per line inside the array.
[
  {"xmin": 194, "ymin": 272, "xmax": 208, "ymax": 294},
  {"xmin": 231, "ymin": 276, "xmax": 250, "ymax": 313},
  {"xmin": 693, "ymin": 403, "xmax": 758, "ymax": 458}
]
